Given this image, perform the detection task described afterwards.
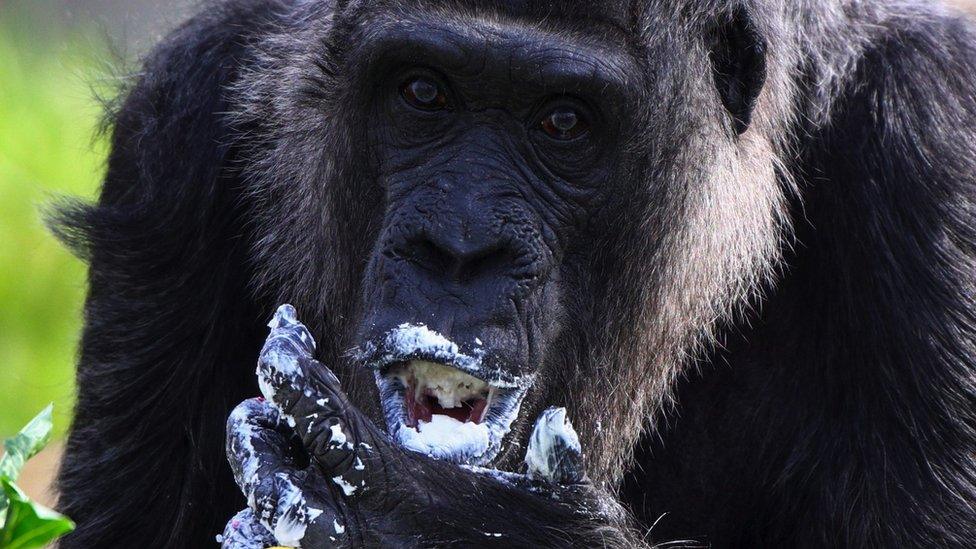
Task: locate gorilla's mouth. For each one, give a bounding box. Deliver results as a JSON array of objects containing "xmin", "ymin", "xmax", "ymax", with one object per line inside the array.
[
  {"xmin": 392, "ymin": 360, "xmax": 491, "ymax": 426},
  {"xmin": 361, "ymin": 324, "xmax": 532, "ymax": 466}
]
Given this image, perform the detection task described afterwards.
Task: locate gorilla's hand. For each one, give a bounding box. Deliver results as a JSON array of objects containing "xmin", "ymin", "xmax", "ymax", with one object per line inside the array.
[{"xmin": 219, "ymin": 306, "xmax": 633, "ymax": 548}]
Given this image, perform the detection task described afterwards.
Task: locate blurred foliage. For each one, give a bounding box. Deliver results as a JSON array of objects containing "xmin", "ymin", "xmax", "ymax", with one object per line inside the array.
[
  {"xmin": 1, "ymin": 406, "xmax": 75, "ymax": 547},
  {"xmin": 0, "ymin": 6, "xmax": 113, "ymax": 438}
]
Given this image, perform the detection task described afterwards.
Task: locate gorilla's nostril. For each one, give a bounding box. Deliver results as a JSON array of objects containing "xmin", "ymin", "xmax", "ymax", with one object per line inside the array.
[
  {"xmin": 403, "ymin": 234, "xmax": 513, "ymax": 282},
  {"xmin": 404, "ymin": 237, "xmax": 456, "ymax": 274},
  {"xmin": 457, "ymin": 244, "xmax": 510, "ymax": 281}
]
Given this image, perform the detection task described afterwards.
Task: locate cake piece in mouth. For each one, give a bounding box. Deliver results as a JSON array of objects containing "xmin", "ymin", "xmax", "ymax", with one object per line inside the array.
[{"xmin": 389, "ymin": 360, "xmax": 492, "ymax": 427}]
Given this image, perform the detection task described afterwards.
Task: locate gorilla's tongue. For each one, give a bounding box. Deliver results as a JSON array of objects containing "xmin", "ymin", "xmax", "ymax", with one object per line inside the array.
[{"xmin": 395, "ymin": 360, "xmax": 490, "ymax": 428}]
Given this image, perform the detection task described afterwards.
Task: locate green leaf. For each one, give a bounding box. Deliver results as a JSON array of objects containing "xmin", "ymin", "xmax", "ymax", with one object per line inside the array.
[
  {"xmin": 0, "ymin": 405, "xmax": 54, "ymax": 530},
  {"xmin": 0, "ymin": 479, "xmax": 74, "ymax": 549},
  {"xmin": 0, "ymin": 404, "xmax": 53, "ymax": 481}
]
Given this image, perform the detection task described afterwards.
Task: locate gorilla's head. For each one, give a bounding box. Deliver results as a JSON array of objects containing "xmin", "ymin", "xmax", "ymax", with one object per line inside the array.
[
  {"xmin": 238, "ymin": 0, "xmax": 788, "ymax": 482},
  {"xmin": 353, "ymin": 10, "xmax": 642, "ymax": 466}
]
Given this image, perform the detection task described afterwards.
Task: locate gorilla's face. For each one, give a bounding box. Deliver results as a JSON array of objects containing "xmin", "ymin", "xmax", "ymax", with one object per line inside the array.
[
  {"xmin": 352, "ymin": 19, "xmax": 637, "ymax": 464},
  {"xmin": 243, "ymin": 2, "xmax": 780, "ymax": 478}
]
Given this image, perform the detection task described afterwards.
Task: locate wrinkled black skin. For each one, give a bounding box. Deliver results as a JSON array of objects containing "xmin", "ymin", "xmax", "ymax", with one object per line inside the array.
[
  {"xmin": 53, "ymin": 0, "xmax": 976, "ymax": 547},
  {"xmin": 355, "ymin": 11, "xmax": 635, "ymax": 379}
]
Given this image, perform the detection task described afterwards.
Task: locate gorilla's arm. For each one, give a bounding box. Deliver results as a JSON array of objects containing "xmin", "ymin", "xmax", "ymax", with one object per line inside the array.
[{"xmin": 220, "ymin": 306, "xmax": 642, "ymax": 548}]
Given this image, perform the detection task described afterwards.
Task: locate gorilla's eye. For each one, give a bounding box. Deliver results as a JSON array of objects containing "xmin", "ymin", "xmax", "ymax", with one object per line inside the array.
[
  {"xmin": 541, "ymin": 107, "xmax": 589, "ymax": 140},
  {"xmin": 400, "ymin": 77, "xmax": 448, "ymax": 111}
]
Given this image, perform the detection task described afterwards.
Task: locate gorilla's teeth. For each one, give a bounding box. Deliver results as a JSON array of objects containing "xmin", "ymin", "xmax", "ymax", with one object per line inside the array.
[{"xmin": 391, "ymin": 359, "xmax": 489, "ymax": 408}]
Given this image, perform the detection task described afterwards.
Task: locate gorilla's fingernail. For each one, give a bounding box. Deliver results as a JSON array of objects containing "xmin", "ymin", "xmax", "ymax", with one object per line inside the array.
[
  {"xmin": 268, "ymin": 304, "xmax": 299, "ymax": 329},
  {"xmin": 267, "ymin": 304, "xmax": 316, "ymax": 353},
  {"xmin": 525, "ymin": 407, "xmax": 583, "ymax": 484}
]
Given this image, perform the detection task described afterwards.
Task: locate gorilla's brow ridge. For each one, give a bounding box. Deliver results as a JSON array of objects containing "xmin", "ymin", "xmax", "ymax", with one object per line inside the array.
[{"xmin": 348, "ymin": 14, "xmax": 639, "ymax": 99}]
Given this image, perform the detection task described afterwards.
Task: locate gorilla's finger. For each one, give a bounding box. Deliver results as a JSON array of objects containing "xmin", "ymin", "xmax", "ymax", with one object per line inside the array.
[
  {"xmin": 257, "ymin": 305, "xmax": 387, "ymax": 497},
  {"xmin": 254, "ymin": 471, "xmax": 335, "ymax": 548},
  {"xmin": 219, "ymin": 508, "xmax": 277, "ymax": 549},
  {"xmin": 257, "ymin": 304, "xmax": 324, "ymax": 412},
  {"xmin": 226, "ymin": 398, "xmax": 298, "ymax": 500},
  {"xmin": 257, "ymin": 304, "xmax": 353, "ymax": 420},
  {"xmin": 278, "ymin": 355, "xmax": 386, "ymax": 498},
  {"xmin": 226, "ymin": 397, "xmax": 345, "ymax": 546},
  {"xmin": 524, "ymin": 407, "xmax": 585, "ymax": 485},
  {"xmin": 267, "ymin": 304, "xmax": 316, "ymax": 355}
]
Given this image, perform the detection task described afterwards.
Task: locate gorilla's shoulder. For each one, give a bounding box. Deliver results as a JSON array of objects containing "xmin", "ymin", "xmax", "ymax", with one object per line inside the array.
[{"xmin": 862, "ymin": 4, "xmax": 976, "ymax": 78}]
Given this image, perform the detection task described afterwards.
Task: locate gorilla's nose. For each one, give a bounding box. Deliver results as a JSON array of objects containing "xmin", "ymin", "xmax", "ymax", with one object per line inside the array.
[{"xmin": 403, "ymin": 231, "xmax": 513, "ymax": 283}]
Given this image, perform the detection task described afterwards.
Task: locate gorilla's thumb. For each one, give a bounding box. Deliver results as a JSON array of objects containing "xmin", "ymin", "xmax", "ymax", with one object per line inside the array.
[{"xmin": 524, "ymin": 407, "xmax": 585, "ymax": 485}]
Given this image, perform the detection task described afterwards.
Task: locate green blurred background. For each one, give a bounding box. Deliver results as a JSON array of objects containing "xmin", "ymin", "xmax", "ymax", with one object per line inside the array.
[
  {"xmin": 0, "ymin": 9, "xmax": 105, "ymax": 439},
  {"xmin": 0, "ymin": 0, "xmax": 191, "ymax": 442},
  {"xmin": 0, "ymin": 0, "xmax": 974, "ymax": 507}
]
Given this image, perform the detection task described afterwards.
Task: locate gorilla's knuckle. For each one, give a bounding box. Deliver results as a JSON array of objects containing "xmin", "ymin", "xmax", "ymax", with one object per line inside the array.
[
  {"xmin": 305, "ymin": 416, "xmax": 341, "ymax": 452},
  {"xmin": 227, "ymin": 401, "xmax": 254, "ymax": 436},
  {"xmin": 239, "ymin": 397, "xmax": 271, "ymax": 418}
]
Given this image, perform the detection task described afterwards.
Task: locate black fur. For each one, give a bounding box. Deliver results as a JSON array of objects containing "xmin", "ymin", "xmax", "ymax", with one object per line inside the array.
[
  {"xmin": 624, "ymin": 6, "xmax": 976, "ymax": 547},
  {"xmin": 54, "ymin": 0, "xmax": 976, "ymax": 547},
  {"xmin": 53, "ymin": 3, "xmax": 285, "ymax": 546}
]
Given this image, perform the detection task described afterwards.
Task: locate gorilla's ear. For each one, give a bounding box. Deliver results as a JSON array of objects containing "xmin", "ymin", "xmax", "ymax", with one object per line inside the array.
[{"xmin": 709, "ymin": 7, "xmax": 767, "ymax": 134}]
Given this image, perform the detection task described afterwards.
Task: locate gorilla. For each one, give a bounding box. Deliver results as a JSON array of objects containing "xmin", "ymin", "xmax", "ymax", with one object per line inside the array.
[{"xmin": 53, "ymin": 0, "xmax": 976, "ymax": 546}]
